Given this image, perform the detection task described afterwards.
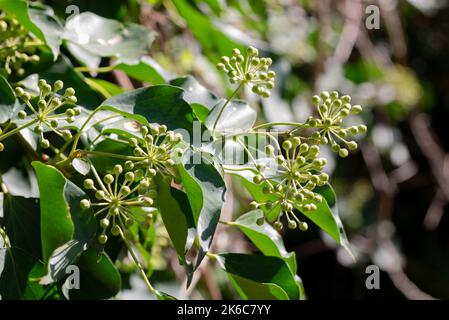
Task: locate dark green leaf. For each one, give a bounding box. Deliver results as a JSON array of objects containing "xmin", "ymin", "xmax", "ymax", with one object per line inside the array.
[
  {"xmin": 64, "ymin": 12, "xmax": 156, "ymax": 65},
  {"xmin": 116, "ymin": 56, "xmax": 167, "ymax": 85},
  {"xmin": 172, "ymin": 0, "xmax": 247, "ymax": 58},
  {"xmin": 169, "ymin": 76, "xmax": 221, "ymax": 123},
  {"xmin": 100, "ymin": 85, "xmax": 195, "ymax": 133},
  {"xmin": 65, "ymin": 248, "xmax": 121, "ymax": 300},
  {"xmin": 0, "ymin": 75, "xmax": 18, "ymax": 124},
  {"xmin": 0, "ymin": 195, "xmax": 44, "ymax": 299},
  {"xmin": 216, "ymin": 253, "xmax": 299, "ymax": 300},
  {"xmin": 178, "ymin": 151, "xmax": 226, "ymax": 268},
  {"xmin": 157, "ymin": 175, "xmax": 195, "ymax": 264},
  {"xmin": 32, "ymin": 162, "xmax": 96, "ymax": 284},
  {"xmin": 231, "ymin": 210, "xmax": 296, "ymax": 274},
  {"xmin": 228, "ymin": 274, "xmax": 289, "ymax": 300},
  {"xmin": 206, "ymin": 99, "xmax": 256, "ymax": 133},
  {"xmin": 28, "ymin": 6, "xmax": 63, "ymax": 59}
]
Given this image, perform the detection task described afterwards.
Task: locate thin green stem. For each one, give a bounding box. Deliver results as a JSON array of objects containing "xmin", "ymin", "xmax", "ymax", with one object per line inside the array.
[
  {"xmin": 0, "ymin": 173, "xmax": 8, "ymax": 194},
  {"xmin": 0, "ymin": 119, "xmax": 39, "ymax": 141},
  {"xmin": 120, "ymin": 230, "xmax": 158, "ymax": 297},
  {"xmin": 75, "ymin": 66, "xmax": 116, "ymax": 73},
  {"xmin": 252, "ymin": 122, "xmax": 305, "ymax": 130},
  {"xmin": 212, "ymin": 82, "xmax": 244, "ymax": 136},
  {"xmin": 69, "ymin": 107, "xmax": 103, "ymax": 156},
  {"xmin": 84, "ymin": 150, "xmax": 144, "ymax": 161}
]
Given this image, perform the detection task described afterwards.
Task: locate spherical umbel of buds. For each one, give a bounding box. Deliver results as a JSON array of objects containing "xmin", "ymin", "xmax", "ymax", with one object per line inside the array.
[
  {"xmin": 217, "ymin": 46, "xmax": 275, "ymax": 99},
  {"xmin": 11, "ymin": 80, "xmax": 79, "ymax": 151},
  {"xmin": 124, "ymin": 125, "xmax": 183, "ymax": 180},
  {"xmin": 79, "ymin": 163, "xmax": 156, "ymax": 245},
  {"xmin": 0, "ymin": 16, "xmax": 41, "ymax": 77},
  {"xmin": 249, "ymin": 136, "xmax": 330, "ymax": 232},
  {"xmin": 307, "ymin": 91, "xmax": 366, "ymax": 157}
]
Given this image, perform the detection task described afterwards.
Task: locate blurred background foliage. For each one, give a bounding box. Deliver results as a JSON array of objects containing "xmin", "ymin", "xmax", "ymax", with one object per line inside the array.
[{"xmin": 39, "ymin": 0, "xmax": 449, "ymax": 299}]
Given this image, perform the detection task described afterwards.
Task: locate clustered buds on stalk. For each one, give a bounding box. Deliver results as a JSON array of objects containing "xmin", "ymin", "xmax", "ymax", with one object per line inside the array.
[
  {"xmin": 125, "ymin": 124, "xmax": 184, "ymax": 179},
  {"xmin": 306, "ymin": 91, "xmax": 367, "ymax": 157},
  {"xmin": 250, "ymin": 137, "xmax": 329, "ymax": 231},
  {"xmin": 80, "ymin": 164, "xmax": 157, "ymax": 244},
  {"xmin": 217, "ymin": 47, "xmax": 276, "ymax": 98},
  {"xmin": 15, "ymin": 79, "xmax": 78, "ymax": 149},
  {"xmin": 0, "ymin": 16, "xmax": 40, "ymax": 76}
]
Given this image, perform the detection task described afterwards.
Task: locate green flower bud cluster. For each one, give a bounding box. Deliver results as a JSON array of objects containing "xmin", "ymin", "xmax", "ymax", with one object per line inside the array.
[
  {"xmin": 0, "ymin": 16, "xmax": 40, "ymax": 77},
  {"xmin": 306, "ymin": 91, "xmax": 367, "ymax": 158},
  {"xmin": 125, "ymin": 125, "xmax": 183, "ymax": 179},
  {"xmin": 216, "ymin": 47, "xmax": 275, "ymax": 98},
  {"xmin": 15, "ymin": 80, "xmax": 78, "ymax": 149},
  {"xmin": 251, "ymin": 137, "xmax": 329, "ymax": 231},
  {"xmin": 80, "ymin": 164, "xmax": 157, "ymax": 245}
]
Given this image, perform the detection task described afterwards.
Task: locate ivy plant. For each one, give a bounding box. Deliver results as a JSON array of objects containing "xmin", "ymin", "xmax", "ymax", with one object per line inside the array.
[{"xmin": 0, "ymin": 0, "xmax": 366, "ymax": 300}]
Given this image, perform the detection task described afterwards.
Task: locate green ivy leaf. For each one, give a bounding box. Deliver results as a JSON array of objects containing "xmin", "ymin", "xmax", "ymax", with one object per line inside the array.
[
  {"xmin": 65, "ymin": 247, "xmax": 121, "ymax": 300},
  {"xmin": 169, "ymin": 76, "xmax": 221, "ymax": 123},
  {"xmin": 312, "ymin": 184, "xmax": 353, "ymax": 257},
  {"xmin": 32, "ymin": 162, "xmax": 96, "ymax": 284},
  {"xmin": 178, "ymin": 151, "xmax": 226, "ymax": 270},
  {"xmin": 172, "ymin": 0, "xmax": 247, "ymax": 59},
  {"xmin": 0, "ymin": 75, "xmax": 18, "ymax": 124},
  {"xmin": 228, "ymin": 274, "xmax": 289, "ymax": 300},
  {"xmin": 206, "ymin": 99, "xmax": 257, "ymax": 133},
  {"xmin": 0, "ymin": 195, "xmax": 44, "ymax": 299},
  {"xmin": 230, "ymin": 210, "xmax": 297, "ymax": 274},
  {"xmin": 100, "ymin": 85, "xmax": 195, "ymax": 133},
  {"xmin": 84, "ymin": 78, "xmax": 124, "ymax": 99},
  {"xmin": 231, "ymin": 174, "xmax": 282, "ymax": 221},
  {"xmin": 216, "ymin": 253, "xmax": 299, "ymax": 300},
  {"xmin": 116, "ymin": 56, "xmax": 167, "ymax": 85},
  {"xmin": 157, "ymin": 175, "xmax": 195, "ymax": 264},
  {"xmin": 64, "ymin": 12, "xmax": 156, "ymax": 66}
]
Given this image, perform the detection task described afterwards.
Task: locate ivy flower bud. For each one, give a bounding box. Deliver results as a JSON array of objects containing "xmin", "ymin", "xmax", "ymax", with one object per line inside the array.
[
  {"xmin": 98, "ymin": 234, "xmax": 108, "ymax": 244},
  {"xmin": 113, "ymin": 164, "xmax": 123, "ymax": 175},
  {"xmin": 253, "ymin": 175, "xmax": 263, "ymax": 184},
  {"xmin": 84, "ymin": 179, "xmax": 95, "ymax": 189},
  {"xmin": 18, "ymin": 110, "xmax": 27, "ymax": 119},
  {"xmin": 64, "ymin": 88, "xmax": 75, "ymax": 97},
  {"xmin": 299, "ymin": 222, "xmax": 308, "ymax": 231},
  {"xmin": 103, "ymin": 174, "xmax": 114, "ymax": 185},
  {"xmin": 142, "ymin": 197, "xmax": 153, "ymax": 206},
  {"xmin": 100, "ymin": 218, "xmax": 110, "ymax": 229},
  {"xmin": 249, "ymin": 201, "xmax": 259, "ymax": 210},
  {"xmin": 95, "ymin": 190, "xmax": 106, "ymax": 200},
  {"xmin": 120, "ymin": 186, "xmax": 131, "ymax": 196},
  {"xmin": 80, "ymin": 199, "xmax": 91, "ymax": 209},
  {"xmin": 54, "ymin": 80, "xmax": 64, "ymax": 91},
  {"xmin": 15, "ymin": 87, "xmax": 24, "ymax": 97},
  {"xmin": 125, "ymin": 172, "xmax": 135, "ymax": 182},
  {"xmin": 265, "ymin": 145, "xmax": 275, "ymax": 156},
  {"xmin": 111, "ymin": 225, "xmax": 121, "ymax": 236},
  {"xmin": 282, "ymin": 140, "xmax": 292, "ymax": 151},
  {"xmin": 40, "ymin": 139, "xmax": 50, "ymax": 149},
  {"xmin": 339, "ymin": 148, "xmax": 349, "ymax": 158},
  {"xmin": 347, "ymin": 141, "xmax": 358, "ymax": 150},
  {"xmin": 288, "ymin": 220, "xmax": 297, "ymax": 230},
  {"xmin": 125, "ymin": 161, "xmax": 134, "ymax": 170},
  {"xmin": 129, "ymin": 138, "xmax": 138, "ymax": 147}
]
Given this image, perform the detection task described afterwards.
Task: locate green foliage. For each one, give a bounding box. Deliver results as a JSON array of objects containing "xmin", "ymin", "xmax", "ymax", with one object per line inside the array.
[{"xmin": 0, "ymin": 0, "xmax": 369, "ymax": 301}]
